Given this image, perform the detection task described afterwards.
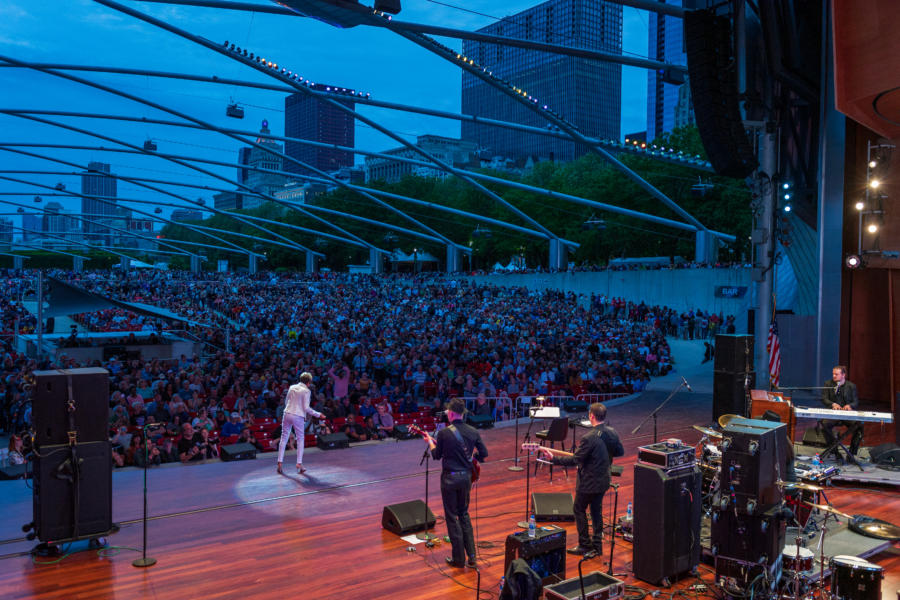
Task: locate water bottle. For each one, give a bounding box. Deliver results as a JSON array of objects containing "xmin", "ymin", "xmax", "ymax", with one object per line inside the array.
[
  {"xmin": 528, "ymin": 513, "xmax": 536, "ymax": 538},
  {"xmin": 626, "ymin": 501, "xmax": 633, "ymax": 521},
  {"xmin": 812, "ymin": 453, "xmax": 822, "ymax": 468}
]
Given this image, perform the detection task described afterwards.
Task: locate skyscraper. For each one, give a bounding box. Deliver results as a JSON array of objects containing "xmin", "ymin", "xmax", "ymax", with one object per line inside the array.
[
  {"xmin": 80, "ymin": 161, "xmax": 117, "ymax": 243},
  {"xmin": 461, "ymin": 0, "xmax": 622, "ymax": 162},
  {"xmin": 239, "ymin": 120, "xmax": 287, "ymax": 209},
  {"xmin": 646, "ymin": 0, "xmax": 694, "ymax": 142},
  {"xmin": 284, "ymin": 85, "xmax": 355, "ymax": 176}
]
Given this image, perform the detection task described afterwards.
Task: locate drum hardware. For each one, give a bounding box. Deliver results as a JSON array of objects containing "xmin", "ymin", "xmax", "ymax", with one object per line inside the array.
[
  {"xmin": 829, "ymin": 555, "xmax": 884, "ymax": 600},
  {"xmin": 692, "ymin": 425, "xmax": 723, "ymax": 438},
  {"xmin": 717, "ymin": 413, "xmax": 740, "ymax": 429},
  {"xmin": 776, "ymin": 480, "xmax": 823, "ymax": 493}
]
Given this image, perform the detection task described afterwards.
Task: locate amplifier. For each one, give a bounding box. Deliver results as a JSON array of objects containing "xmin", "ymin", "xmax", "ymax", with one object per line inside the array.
[
  {"xmin": 714, "ymin": 555, "xmax": 781, "ymax": 596},
  {"xmin": 637, "ymin": 441, "xmax": 695, "ymax": 470},
  {"xmin": 544, "ymin": 571, "xmax": 625, "ymax": 600},
  {"xmin": 504, "ymin": 527, "xmax": 567, "ymax": 586}
]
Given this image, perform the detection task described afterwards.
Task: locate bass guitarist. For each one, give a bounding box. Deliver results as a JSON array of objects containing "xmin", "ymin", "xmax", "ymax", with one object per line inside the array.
[{"xmin": 418, "ymin": 398, "xmax": 488, "ymax": 569}]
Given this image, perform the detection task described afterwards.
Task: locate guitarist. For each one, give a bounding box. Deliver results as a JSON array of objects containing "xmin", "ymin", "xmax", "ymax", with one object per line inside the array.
[
  {"xmin": 421, "ymin": 398, "xmax": 488, "ymax": 569},
  {"xmin": 536, "ymin": 402, "xmax": 623, "ymax": 557}
]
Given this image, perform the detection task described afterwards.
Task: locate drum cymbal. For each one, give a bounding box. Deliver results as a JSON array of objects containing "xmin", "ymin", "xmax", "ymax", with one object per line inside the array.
[
  {"xmin": 850, "ymin": 515, "xmax": 900, "ymax": 541},
  {"xmin": 698, "ymin": 463, "xmax": 719, "ymax": 471},
  {"xmin": 777, "ymin": 480, "xmax": 823, "ymax": 492},
  {"xmin": 804, "ymin": 502, "xmax": 852, "ymax": 520},
  {"xmin": 718, "ymin": 414, "xmax": 740, "ymax": 428},
  {"xmin": 693, "ymin": 425, "xmax": 723, "ymax": 438}
]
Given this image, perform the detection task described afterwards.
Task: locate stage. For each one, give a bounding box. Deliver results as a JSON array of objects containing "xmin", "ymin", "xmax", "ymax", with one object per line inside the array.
[{"xmin": 1, "ymin": 390, "xmax": 898, "ymax": 600}]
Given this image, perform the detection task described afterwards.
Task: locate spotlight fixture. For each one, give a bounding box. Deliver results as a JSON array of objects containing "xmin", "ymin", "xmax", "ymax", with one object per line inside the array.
[
  {"xmin": 845, "ymin": 255, "xmax": 861, "ymax": 269},
  {"xmin": 867, "ymin": 224, "xmax": 878, "ymax": 233},
  {"xmin": 855, "ymin": 201, "xmax": 865, "ymax": 210},
  {"xmin": 868, "ymin": 160, "xmax": 877, "ymax": 169},
  {"xmin": 870, "ymin": 179, "xmax": 880, "ymax": 189}
]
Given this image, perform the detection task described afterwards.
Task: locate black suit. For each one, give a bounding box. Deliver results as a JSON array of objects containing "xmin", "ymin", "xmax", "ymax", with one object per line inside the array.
[
  {"xmin": 431, "ymin": 420, "xmax": 488, "ymax": 564},
  {"xmin": 819, "ymin": 379, "xmax": 862, "ymax": 454},
  {"xmin": 552, "ymin": 423, "xmax": 624, "ymax": 551}
]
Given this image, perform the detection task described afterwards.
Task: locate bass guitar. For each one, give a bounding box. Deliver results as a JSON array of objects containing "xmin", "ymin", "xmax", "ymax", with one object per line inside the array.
[{"xmin": 410, "ymin": 424, "xmax": 481, "ymax": 483}]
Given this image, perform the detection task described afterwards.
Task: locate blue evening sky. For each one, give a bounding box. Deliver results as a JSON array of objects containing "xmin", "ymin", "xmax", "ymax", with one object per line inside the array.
[{"xmin": 0, "ymin": 0, "xmax": 652, "ymax": 222}]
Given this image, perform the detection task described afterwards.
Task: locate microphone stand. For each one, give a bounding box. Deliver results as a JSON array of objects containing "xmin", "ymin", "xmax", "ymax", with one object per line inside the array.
[
  {"xmin": 517, "ymin": 406, "xmax": 539, "ymax": 528},
  {"xmin": 417, "ymin": 443, "xmax": 435, "ymax": 541},
  {"xmin": 607, "ymin": 482, "xmax": 620, "ymax": 576},
  {"xmin": 508, "ymin": 396, "xmax": 523, "ymax": 472},
  {"xmin": 631, "ymin": 380, "xmax": 687, "ymax": 443},
  {"xmin": 577, "ymin": 551, "xmax": 599, "ymax": 600},
  {"xmin": 132, "ymin": 423, "xmax": 157, "ymax": 568}
]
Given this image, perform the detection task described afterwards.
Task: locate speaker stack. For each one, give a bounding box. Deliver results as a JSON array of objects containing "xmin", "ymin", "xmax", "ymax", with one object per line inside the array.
[
  {"xmin": 632, "ymin": 441, "xmax": 702, "ymax": 586},
  {"xmin": 713, "ymin": 334, "xmax": 754, "ymax": 422},
  {"xmin": 711, "ymin": 417, "xmax": 789, "ymax": 595},
  {"xmin": 31, "ymin": 368, "xmax": 115, "ymax": 544}
]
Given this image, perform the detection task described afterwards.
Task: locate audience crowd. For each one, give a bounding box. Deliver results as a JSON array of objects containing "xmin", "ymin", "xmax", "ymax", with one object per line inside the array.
[{"xmin": 0, "ymin": 268, "xmax": 735, "ymax": 470}]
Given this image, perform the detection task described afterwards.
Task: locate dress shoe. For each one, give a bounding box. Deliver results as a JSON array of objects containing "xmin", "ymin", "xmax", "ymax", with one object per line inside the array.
[
  {"xmin": 567, "ymin": 545, "xmax": 592, "ymax": 555},
  {"xmin": 297, "ymin": 464, "xmax": 307, "ymax": 474},
  {"xmin": 466, "ymin": 558, "xmax": 477, "ymax": 568},
  {"xmin": 276, "ymin": 462, "xmax": 283, "ymax": 474},
  {"xmin": 445, "ymin": 557, "xmax": 465, "ymax": 568}
]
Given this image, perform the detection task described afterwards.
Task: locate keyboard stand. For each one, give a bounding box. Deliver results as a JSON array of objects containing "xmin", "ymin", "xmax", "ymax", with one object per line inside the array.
[{"xmin": 821, "ymin": 425, "xmax": 865, "ymax": 472}]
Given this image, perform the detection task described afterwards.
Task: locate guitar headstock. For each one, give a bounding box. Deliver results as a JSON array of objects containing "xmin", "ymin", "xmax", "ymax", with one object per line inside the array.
[
  {"xmin": 521, "ymin": 442, "xmax": 542, "ymax": 452},
  {"xmin": 408, "ymin": 424, "xmax": 427, "ymax": 437}
]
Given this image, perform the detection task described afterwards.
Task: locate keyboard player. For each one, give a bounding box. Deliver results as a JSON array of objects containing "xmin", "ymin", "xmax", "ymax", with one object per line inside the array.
[{"xmin": 819, "ymin": 365, "xmax": 863, "ymax": 456}]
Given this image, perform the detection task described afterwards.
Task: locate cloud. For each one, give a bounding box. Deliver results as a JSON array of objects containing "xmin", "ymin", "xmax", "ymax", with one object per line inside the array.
[{"xmin": 0, "ymin": 34, "xmax": 36, "ymax": 49}]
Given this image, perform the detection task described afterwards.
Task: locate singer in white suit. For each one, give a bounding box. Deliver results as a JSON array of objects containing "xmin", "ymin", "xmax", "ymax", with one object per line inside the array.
[{"xmin": 278, "ymin": 372, "xmax": 323, "ymax": 474}]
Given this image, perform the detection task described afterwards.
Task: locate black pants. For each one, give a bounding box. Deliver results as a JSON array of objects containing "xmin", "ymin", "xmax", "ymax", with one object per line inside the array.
[
  {"xmin": 573, "ymin": 488, "xmax": 606, "ymax": 551},
  {"xmin": 441, "ymin": 470, "xmax": 475, "ymax": 563},
  {"xmin": 820, "ymin": 420, "xmax": 863, "ymax": 454}
]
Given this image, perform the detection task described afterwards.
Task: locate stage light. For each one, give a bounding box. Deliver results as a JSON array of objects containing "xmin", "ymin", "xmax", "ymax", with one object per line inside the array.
[
  {"xmin": 784, "ymin": 193, "xmax": 791, "ymax": 200},
  {"xmin": 870, "ymin": 179, "xmax": 880, "ymax": 189},
  {"xmin": 783, "ymin": 183, "xmax": 789, "ymax": 189},
  {"xmin": 868, "ymin": 160, "xmax": 877, "ymax": 169},
  {"xmin": 867, "ymin": 224, "xmax": 878, "ymax": 233},
  {"xmin": 783, "ymin": 205, "xmax": 792, "ymax": 213},
  {"xmin": 855, "ymin": 201, "xmax": 865, "ymax": 210},
  {"xmin": 845, "ymin": 255, "xmax": 861, "ymax": 269}
]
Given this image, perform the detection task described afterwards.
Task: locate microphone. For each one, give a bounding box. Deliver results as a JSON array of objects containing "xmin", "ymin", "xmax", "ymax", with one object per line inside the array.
[{"xmin": 681, "ymin": 376, "xmax": 693, "ymax": 392}]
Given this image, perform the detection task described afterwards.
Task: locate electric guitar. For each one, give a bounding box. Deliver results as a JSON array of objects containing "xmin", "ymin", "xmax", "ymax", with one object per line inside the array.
[
  {"xmin": 521, "ymin": 442, "xmax": 573, "ymax": 462},
  {"xmin": 409, "ymin": 424, "xmax": 481, "ymax": 483}
]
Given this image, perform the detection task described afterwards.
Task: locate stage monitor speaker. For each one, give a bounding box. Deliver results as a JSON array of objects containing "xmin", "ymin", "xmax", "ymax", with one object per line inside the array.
[
  {"xmin": 801, "ymin": 427, "xmax": 827, "ymax": 448},
  {"xmin": 317, "ymin": 432, "xmax": 350, "ymax": 450},
  {"xmin": 504, "ymin": 528, "xmax": 567, "ymax": 587},
  {"xmin": 713, "ymin": 371, "xmax": 754, "ymax": 421},
  {"xmin": 684, "ymin": 11, "xmax": 758, "ymax": 178},
  {"xmin": 713, "ymin": 334, "xmax": 754, "ymax": 373},
  {"xmin": 0, "ymin": 464, "xmax": 27, "ymax": 480},
  {"xmin": 532, "ymin": 492, "xmax": 575, "ymax": 521},
  {"xmin": 869, "ymin": 443, "xmax": 900, "ymax": 468},
  {"xmin": 33, "ymin": 441, "xmax": 113, "ymax": 543},
  {"xmin": 32, "ymin": 368, "xmax": 110, "ymax": 446},
  {"xmin": 633, "ymin": 464, "xmax": 702, "ymax": 586},
  {"xmin": 220, "ymin": 442, "xmax": 257, "ymax": 462},
  {"xmin": 381, "ymin": 500, "xmax": 435, "ymax": 535}
]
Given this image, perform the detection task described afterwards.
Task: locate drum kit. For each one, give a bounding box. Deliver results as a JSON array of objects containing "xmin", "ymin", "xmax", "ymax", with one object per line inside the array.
[{"xmin": 692, "ymin": 417, "xmax": 891, "ymax": 599}]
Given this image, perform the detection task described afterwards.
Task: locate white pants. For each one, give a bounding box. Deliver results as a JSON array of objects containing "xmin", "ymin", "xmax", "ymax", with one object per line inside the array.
[{"xmin": 278, "ymin": 412, "xmax": 305, "ymax": 465}]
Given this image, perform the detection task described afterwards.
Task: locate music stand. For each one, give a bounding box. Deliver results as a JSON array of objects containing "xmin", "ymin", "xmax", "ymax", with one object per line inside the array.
[{"xmin": 508, "ymin": 396, "xmax": 526, "ymax": 472}]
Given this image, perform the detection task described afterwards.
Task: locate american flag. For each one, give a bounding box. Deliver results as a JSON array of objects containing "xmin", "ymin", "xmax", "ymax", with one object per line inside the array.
[{"xmin": 767, "ymin": 314, "xmax": 781, "ymax": 388}]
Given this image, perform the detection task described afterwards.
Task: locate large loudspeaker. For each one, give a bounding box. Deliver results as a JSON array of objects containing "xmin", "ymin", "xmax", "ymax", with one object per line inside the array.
[
  {"xmin": 711, "ymin": 505, "xmax": 785, "ymax": 565},
  {"xmin": 713, "ymin": 371, "xmax": 754, "ymax": 421},
  {"xmin": 714, "ymin": 335, "xmax": 754, "ymax": 373},
  {"xmin": 716, "ymin": 419, "xmax": 786, "ymax": 510},
  {"xmin": 33, "ymin": 368, "xmax": 109, "ymax": 446},
  {"xmin": 381, "ymin": 500, "xmax": 435, "ymax": 535},
  {"xmin": 532, "ymin": 492, "xmax": 575, "ymax": 521},
  {"xmin": 221, "ymin": 442, "xmax": 257, "ymax": 462},
  {"xmin": 317, "ymin": 432, "xmax": 350, "ymax": 450},
  {"xmin": 632, "ymin": 464, "xmax": 702, "ymax": 585},
  {"xmin": 869, "ymin": 443, "xmax": 900, "ymax": 467},
  {"xmin": 33, "ymin": 441, "xmax": 113, "ymax": 542},
  {"xmin": 684, "ymin": 11, "xmax": 758, "ymax": 178}
]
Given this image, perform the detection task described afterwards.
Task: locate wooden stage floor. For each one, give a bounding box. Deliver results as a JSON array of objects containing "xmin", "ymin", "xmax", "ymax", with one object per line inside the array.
[{"xmin": 1, "ymin": 391, "xmax": 897, "ymax": 600}]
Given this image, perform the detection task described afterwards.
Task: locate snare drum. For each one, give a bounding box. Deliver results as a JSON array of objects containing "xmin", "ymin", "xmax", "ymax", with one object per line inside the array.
[
  {"xmin": 829, "ymin": 555, "xmax": 883, "ymax": 600},
  {"xmin": 782, "ymin": 545, "xmax": 814, "ymax": 572}
]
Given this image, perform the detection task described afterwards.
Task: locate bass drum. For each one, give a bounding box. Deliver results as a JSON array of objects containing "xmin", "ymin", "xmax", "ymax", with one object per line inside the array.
[{"xmin": 829, "ymin": 555, "xmax": 883, "ymax": 600}]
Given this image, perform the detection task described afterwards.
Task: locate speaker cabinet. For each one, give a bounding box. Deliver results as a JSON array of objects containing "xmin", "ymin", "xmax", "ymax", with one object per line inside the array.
[
  {"xmin": 317, "ymin": 432, "xmax": 350, "ymax": 450},
  {"xmin": 714, "ymin": 335, "xmax": 754, "ymax": 373},
  {"xmin": 221, "ymin": 442, "xmax": 257, "ymax": 462},
  {"xmin": 532, "ymin": 492, "xmax": 575, "ymax": 521},
  {"xmin": 713, "ymin": 371, "xmax": 754, "ymax": 421},
  {"xmin": 33, "ymin": 441, "xmax": 113, "ymax": 543},
  {"xmin": 870, "ymin": 443, "xmax": 900, "ymax": 467},
  {"xmin": 684, "ymin": 11, "xmax": 758, "ymax": 178},
  {"xmin": 633, "ymin": 464, "xmax": 702, "ymax": 585},
  {"xmin": 33, "ymin": 368, "xmax": 110, "ymax": 446},
  {"xmin": 382, "ymin": 500, "xmax": 436, "ymax": 535},
  {"xmin": 504, "ymin": 528, "xmax": 567, "ymax": 586},
  {"xmin": 711, "ymin": 505, "xmax": 785, "ymax": 565}
]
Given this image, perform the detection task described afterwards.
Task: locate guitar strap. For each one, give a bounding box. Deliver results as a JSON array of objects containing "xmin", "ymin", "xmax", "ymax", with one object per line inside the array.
[{"xmin": 448, "ymin": 425, "xmax": 474, "ymax": 467}]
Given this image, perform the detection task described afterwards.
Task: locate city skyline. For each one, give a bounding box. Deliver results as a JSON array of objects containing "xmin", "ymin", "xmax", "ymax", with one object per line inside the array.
[{"xmin": 0, "ymin": 1, "xmax": 656, "ymax": 231}]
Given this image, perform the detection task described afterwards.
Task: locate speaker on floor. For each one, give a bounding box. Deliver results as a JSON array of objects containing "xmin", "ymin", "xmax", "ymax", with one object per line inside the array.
[
  {"xmin": 713, "ymin": 370, "xmax": 754, "ymax": 421},
  {"xmin": 633, "ymin": 464, "xmax": 702, "ymax": 586},
  {"xmin": 317, "ymin": 432, "xmax": 350, "ymax": 450},
  {"xmin": 801, "ymin": 427, "xmax": 827, "ymax": 448},
  {"xmin": 33, "ymin": 440, "xmax": 113, "ymax": 543},
  {"xmin": 531, "ymin": 492, "xmax": 575, "ymax": 521},
  {"xmin": 684, "ymin": 11, "xmax": 758, "ymax": 178},
  {"xmin": 0, "ymin": 464, "xmax": 27, "ymax": 480},
  {"xmin": 713, "ymin": 335, "xmax": 754, "ymax": 373},
  {"xmin": 869, "ymin": 443, "xmax": 900, "ymax": 468},
  {"xmin": 32, "ymin": 368, "xmax": 110, "ymax": 446},
  {"xmin": 381, "ymin": 500, "xmax": 436, "ymax": 535},
  {"xmin": 220, "ymin": 442, "xmax": 257, "ymax": 462}
]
